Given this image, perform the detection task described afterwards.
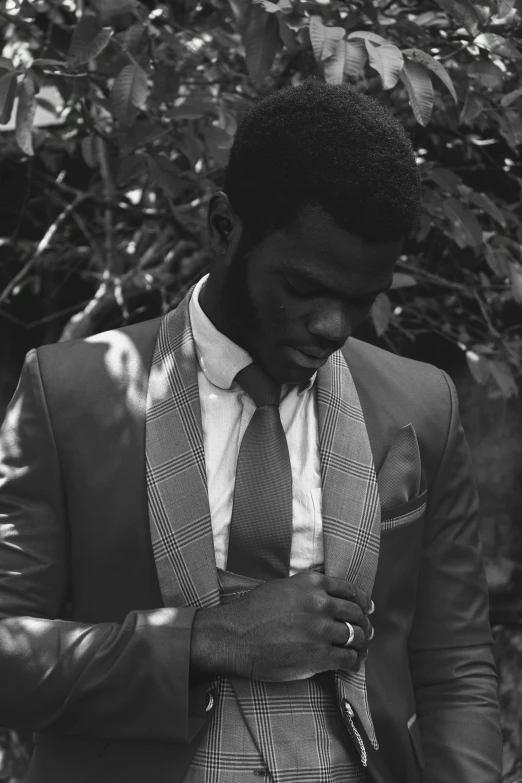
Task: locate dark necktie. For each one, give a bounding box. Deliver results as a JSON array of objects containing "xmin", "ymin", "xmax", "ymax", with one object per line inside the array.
[{"xmin": 226, "ymin": 363, "xmax": 293, "ymax": 580}]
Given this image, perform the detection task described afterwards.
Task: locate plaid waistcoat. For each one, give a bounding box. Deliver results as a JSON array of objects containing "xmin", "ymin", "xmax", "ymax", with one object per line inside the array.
[
  {"xmin": 182, "ymin": 568, "xmax": 373, "ymax": 783},
  {"xmin": 145, "ymin": 290, "xmax": 382, "ymax": 767}
]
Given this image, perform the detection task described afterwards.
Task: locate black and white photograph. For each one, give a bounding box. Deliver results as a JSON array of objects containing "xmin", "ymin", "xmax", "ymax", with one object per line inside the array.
[{"xmin": 0, "ymin": 0, "xmax": 521, "ymax": 781}]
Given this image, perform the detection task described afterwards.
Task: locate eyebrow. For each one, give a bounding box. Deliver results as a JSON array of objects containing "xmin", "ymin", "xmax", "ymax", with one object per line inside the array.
[{"xmin": 287, "ymin": 268, "xmax": 393, "ymax": 300}]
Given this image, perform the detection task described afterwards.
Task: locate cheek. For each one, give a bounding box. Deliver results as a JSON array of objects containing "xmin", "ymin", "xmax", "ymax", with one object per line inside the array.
[{"xmin": 264, "ymin": 288, "xmax": 302, "ymax": 325}]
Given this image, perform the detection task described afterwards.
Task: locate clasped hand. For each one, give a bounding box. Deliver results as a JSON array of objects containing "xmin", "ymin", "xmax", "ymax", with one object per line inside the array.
[{"xmin": 191, "ymin": 572, "xmax": 374, "ymax": 682}]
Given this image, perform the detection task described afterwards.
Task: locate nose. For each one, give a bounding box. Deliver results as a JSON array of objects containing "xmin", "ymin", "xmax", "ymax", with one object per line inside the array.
[{"xmin": 307, "ymin": 300, "xmax": 351, "ymax": 346}]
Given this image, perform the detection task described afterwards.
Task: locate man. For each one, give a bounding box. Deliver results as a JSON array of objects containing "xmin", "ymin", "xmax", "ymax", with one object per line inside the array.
[{"xmin": 0, "ymin": 78, "xmax": 502, "ymax": 783}]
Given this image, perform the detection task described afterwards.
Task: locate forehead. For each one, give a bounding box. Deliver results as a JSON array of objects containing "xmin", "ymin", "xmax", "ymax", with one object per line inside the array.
[{"xmin": 263, "ymin": 202, "xmax": 402, "ymax": 295}]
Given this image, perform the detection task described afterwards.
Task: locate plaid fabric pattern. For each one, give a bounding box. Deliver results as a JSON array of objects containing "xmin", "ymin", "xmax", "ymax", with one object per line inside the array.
[
  {"xmin": 146, "ymin": 293, "xmax": 220, "ymax": 610},
  {"xmin": 183, "ymin": 569, "xmax": 372, "ymax": 783},
  {"xmin": 183, "ymin": 676, "xmax": 372, "ymax": 783},
  {"xmin": 145, "ymin": 291, "xmax": 382, "ymax": 769},
  {"xmin": 316, "ymin": 350, "xmax": 381, "ymax": 749}
]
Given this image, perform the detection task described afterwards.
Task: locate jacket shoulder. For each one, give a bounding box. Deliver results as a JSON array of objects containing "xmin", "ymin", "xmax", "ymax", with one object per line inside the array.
[
  {"xmin": 344, "ymin": 337, "xmax": 448, "ymax": 393},
  {"xmin": 35, "ymin": 317, "xmax": 163, "ymax": 412}
]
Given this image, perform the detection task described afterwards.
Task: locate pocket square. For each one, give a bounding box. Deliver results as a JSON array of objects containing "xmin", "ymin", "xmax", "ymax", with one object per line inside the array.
[{"xmin": 377, "ymin": 424, "xmax": 422, "ymax": 510}]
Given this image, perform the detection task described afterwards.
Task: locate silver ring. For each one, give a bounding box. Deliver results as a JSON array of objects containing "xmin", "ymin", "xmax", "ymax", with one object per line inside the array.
[{"xmin": 344, "ymin": 621, "xmax": 355, "ymax": 648}]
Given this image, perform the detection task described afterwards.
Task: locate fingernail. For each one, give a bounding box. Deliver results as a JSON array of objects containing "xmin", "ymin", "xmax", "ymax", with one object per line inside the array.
[
  {"xmin": 369, "ymin": 627, "xmax": 375, "ymax": 640},
  {"xmin": 368, "ymin": 600, "xmax": 375, "ymax": 615}
]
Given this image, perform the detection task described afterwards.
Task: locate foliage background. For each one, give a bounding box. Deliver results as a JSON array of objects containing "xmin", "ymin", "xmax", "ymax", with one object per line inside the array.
[{"xmin": 0, "ymin": 0, "xmax": 521, "ymax": 779}]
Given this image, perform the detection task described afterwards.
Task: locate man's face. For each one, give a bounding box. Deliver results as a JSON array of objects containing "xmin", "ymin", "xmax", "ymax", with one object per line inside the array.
[{"xmin": 219, "ymin": 202, "xmax": 402, "ymax": 385}]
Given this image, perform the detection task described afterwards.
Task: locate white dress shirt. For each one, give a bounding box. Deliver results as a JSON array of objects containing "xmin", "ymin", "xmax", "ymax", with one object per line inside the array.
[{"xmin": 189, "ymin": 274, "xmax": 324, "ymax": 575}]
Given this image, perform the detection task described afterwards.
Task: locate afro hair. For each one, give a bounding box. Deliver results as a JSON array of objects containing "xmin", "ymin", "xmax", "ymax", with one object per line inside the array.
[{"xmin": 223, "ymin": 77, "xmax": 421, "ymax": 245}]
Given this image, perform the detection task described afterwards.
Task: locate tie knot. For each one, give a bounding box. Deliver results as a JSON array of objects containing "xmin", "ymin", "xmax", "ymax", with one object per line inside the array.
[{"xmin": 234, "ymin": 364, "xmax": 281, "ymax": 408}]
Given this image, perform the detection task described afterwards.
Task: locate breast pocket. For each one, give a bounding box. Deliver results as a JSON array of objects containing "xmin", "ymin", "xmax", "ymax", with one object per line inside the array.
[{"xmin": 381, "ymin": 490, "xmax": 427, "ymax": 533}]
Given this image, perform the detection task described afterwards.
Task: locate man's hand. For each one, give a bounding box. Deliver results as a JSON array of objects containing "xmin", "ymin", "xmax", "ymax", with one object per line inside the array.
[{"xmin": 190, "ymin": 572, "xmax": 374, "ymax": 682}]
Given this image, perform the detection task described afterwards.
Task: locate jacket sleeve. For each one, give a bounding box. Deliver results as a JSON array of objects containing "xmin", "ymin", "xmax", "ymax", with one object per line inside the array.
[
  {"xmin": 0, "ymin": 350, "xmax": 207, "ymax": 742},
  {"xmin": 408, "ymin": 370, "xmax": 502, "ymax": 783}
]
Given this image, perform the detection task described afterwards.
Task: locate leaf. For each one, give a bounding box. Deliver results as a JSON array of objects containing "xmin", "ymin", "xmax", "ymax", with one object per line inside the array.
[
  {"xmin": 500, "ymin": 87, "xmax": 522, "ymax": 108},
  {"xmin": 167, "ymin": 97, "xmax": 215, "ymax": 120},
  {"xmin": 118, "ymin": 23, "xmax": 148, "ymax": 60},
  {"xmin": 0, "ymin": 56, "xmax": 15, "ymax": 72},
  {"xmin": 254, "ymin": 0, "xmax": 282, "ymax": 12},
  {"xmin": 81, "ymin": 135, "xmax": 98, "ymax": 167},
  {"xmin": 147, "ymin": 156, "xmax": 182, "ymax": 198},
  {"xmin": 178, "ymin": 131, "xmax": 204, "ymax": 168},
  {"xmin": 433, "ymin": 0, "xmax": 482, "ymax": 36},
  {"xmin": 402, "ymin": 48, "xmax": 457, "ymax": 104},
  {"xmin": 496, "ymin": 0, "xmax": 514, "ymax": 18},
  {"xmin": 111, "ymin": 64, "xmax": 148, "ymax": 128},
  {"xmin": 228, "ymin": 0, "xmax": 250, "ymax": 36},
  {"xmin": 344, "ymin": 40, "xmax": 367, "ymax": 76},
  {"xmin": 117, "ymin": 153, "xmax": 148, "ymax": 184},
  {"xmin": 484, "ymin": 244, "xmax": 510, "ymax": 277},
  {"xmin": 508, "ymin": 261, "xmax": 522, "ymax": 303},
  {"xmin": 391, "ymin": 272, "xmax": 417, "ymax": 288},
  {"xmin": 466, "ymin": 350, "xmax": 491, "ymax": 384},
  {"xmin": 347, "ymin": 31, "xmax": 388, "ymax": 45},
  {"xmin": 496, "ymin": 109, "xmax": 522, "ymax": 150},
  {"xmin": 442, "ymin": 198, "xmax": 483, "ymax": 248},
  {"xmin": 460, "ymin": 89, "xmax": 484, "ymax": 124},
  {"xmin": 470, "ymin": 192, "xmax": 507, "ymax": 227},
  {"xmin": 32, "ymin": 58, "xmax": 68, "ymax": 69},
  {"xmin": 90, "ymin": 0, "xmax": 139, "ymax": 26},
  {"xmin": 278, "ymin": 17, "xmax": 299, "ymax": 54},
  {"xmin": 365, "ymin": 41, "xmax": 403, "ymax": 89},
  {"xmin": 417, "ymin": 214, "xmax": 432, "ymax": 242},
  {"xmin": 474, "ymin": 33, "xmax": 522, "ymax": 60},
  {"xmin": 324, "ymin": 40, "xmax": 346, "ymax": 84},
  {"xmin": 244, "ymin": 6, "xmax": 280, "ymax": 86},
  {"xmin": 371, "ymin": 293, "xmax": 392, "ymax": 336},
  {"xmin": 120, "ymin": 120, "xmax": 168, "ymax": 155},
  {"xmin": 400, "ymin": 59, "xmax": 433, "ymax": 127},
  {"xmin": 309, "ymin": 16, "xmax": 325, "ymax": 61},
  {"xmin": 15, "ymin": 75, "xmax": 37, "ymax": 156},
  {"xmin": 426, "ymin": 167, "xmax": 461, "ymax": 191},
  {"xmin": 204, "ymin": 124, "xmax": 233, "ymax": 166},
  {"xmin": 469, "ymin": 60, "xmax": 503, "ymax": 89},
  {"xmin": 0, "ymin": 71, "xmax": 18, "ymax": 125},
  {"xmin": 151, "ymin": 63, "xmax": 179, "ymax": 103},
  {"xmin": 309, "ymin": 16, "xmax": 345, "ymax": 61},
  {"xmin": 68, "ymin": 18, "xmax": 112, "ymax": 68},
  {"xmin": 490, "ymin": 360, "xmax": 518, "ymax": 397}
]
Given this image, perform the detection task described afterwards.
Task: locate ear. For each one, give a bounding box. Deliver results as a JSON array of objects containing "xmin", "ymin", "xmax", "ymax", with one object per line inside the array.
[{"xmin": 207, "ymin": 191, "xmax": 240, "ymax": 255}]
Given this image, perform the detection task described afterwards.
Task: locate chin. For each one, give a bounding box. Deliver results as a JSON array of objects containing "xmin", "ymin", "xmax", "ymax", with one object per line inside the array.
[{"xmin": 275, "ymin": 363, "xmax": 315, "ymax": 386}]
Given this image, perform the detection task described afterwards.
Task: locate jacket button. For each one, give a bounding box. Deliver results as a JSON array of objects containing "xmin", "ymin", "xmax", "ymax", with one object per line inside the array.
[{"xmin": 205, "ymin": 691, "xmax": 215, "ymax": 712}]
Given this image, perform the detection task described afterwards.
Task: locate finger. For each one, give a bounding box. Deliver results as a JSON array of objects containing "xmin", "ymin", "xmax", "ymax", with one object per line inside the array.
[
  {"xmin": 331, "ymin": 621, "xmax": 369, "ymax": 652},
  {"xmin": 353, "ymin": 650, "xmax": 369, "ymax": 673},
  {"xmin": 323, "ymin": 577, "xmax": 372, "ymax": 614},
  {"xmin": 329, "ymin": 597, "xmax": 373, "ymax": 638},
  {"xmin": 328, "ymin": 646, "xmax": 360, "ymax": 672}
]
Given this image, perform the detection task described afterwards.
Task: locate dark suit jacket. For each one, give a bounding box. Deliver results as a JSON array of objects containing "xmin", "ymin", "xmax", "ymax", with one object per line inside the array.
[{"xmin": 0, "ymin": 313, "xmax": 502, "ymax": 783}]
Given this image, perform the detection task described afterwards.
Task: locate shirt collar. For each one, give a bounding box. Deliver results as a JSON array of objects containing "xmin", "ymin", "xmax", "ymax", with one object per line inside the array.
[{"xmin": 189, "ymin": 273, "xmax": 316, "ymax": 395}]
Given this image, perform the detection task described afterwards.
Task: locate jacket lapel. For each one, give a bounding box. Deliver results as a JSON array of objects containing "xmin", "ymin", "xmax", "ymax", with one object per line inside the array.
[
  {"xmin": 317, "ymin": 348, "xmax": 381, "ymax": 749},
  {"xmin": 145, "ymin": 292, "xmax": 220, "ymax": 610}
]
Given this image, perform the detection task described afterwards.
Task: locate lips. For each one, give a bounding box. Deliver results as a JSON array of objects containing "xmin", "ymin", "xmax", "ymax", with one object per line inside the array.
[
  {"xmin": 285, "ymin": 346, "xmax": 330, "ymax": 370},
  {"xmin": 292, "ymin": 347, "xmax": 330, "ymax": 359}
]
